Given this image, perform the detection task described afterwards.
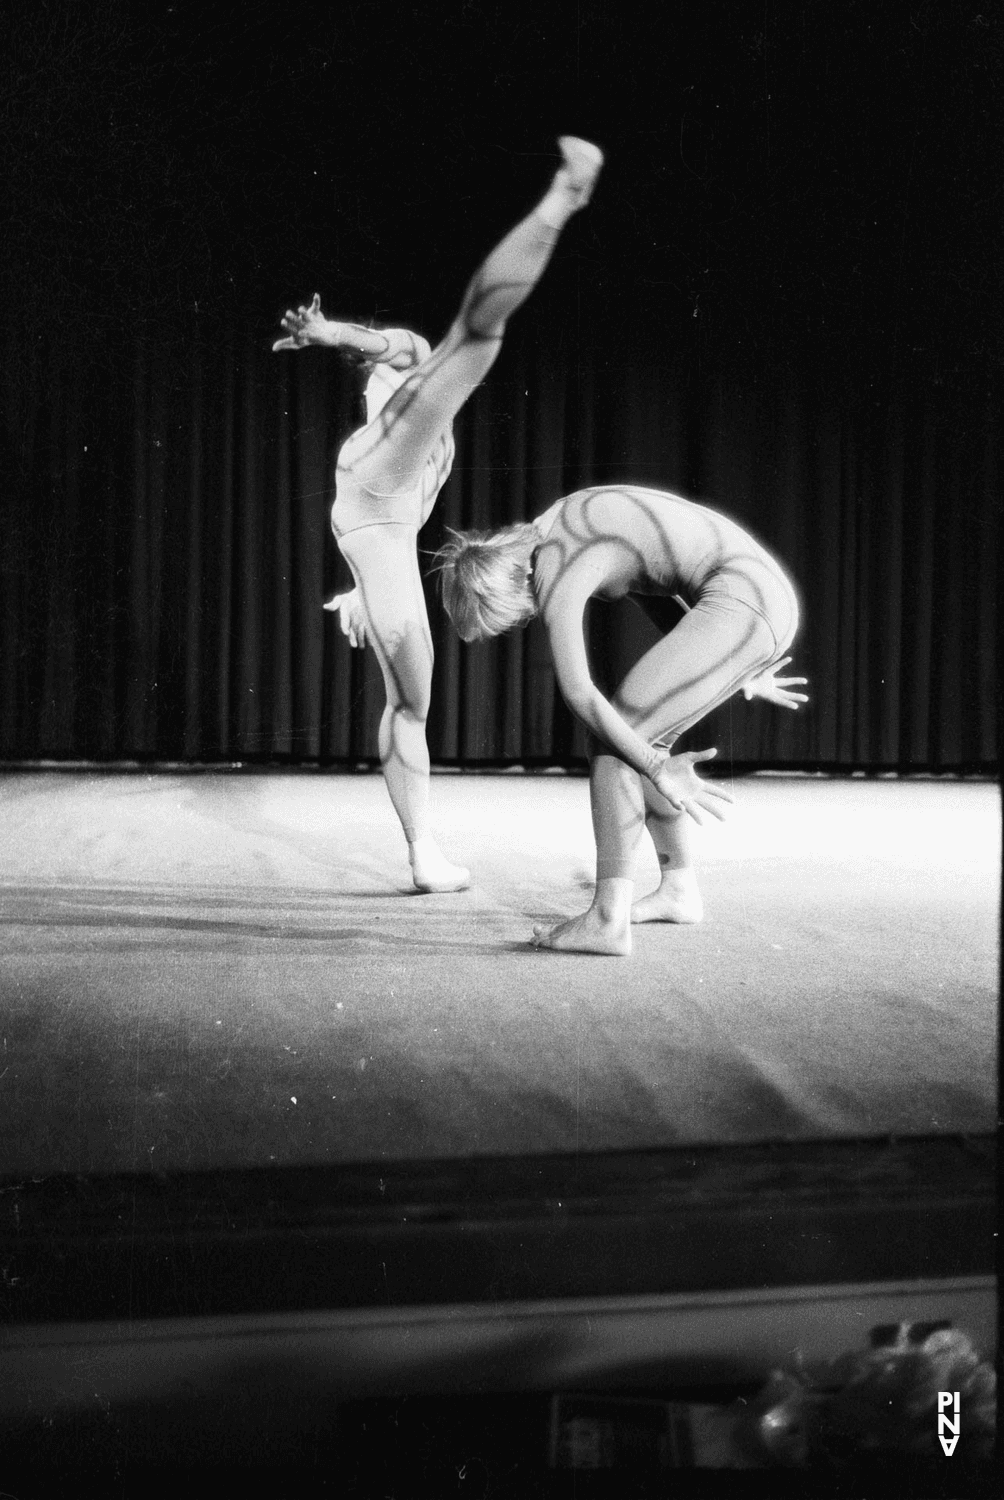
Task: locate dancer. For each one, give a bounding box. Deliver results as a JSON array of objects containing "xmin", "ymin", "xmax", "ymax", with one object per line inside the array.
[
  {"xmin": 436, "ymin": 486, "xmax": 807, "ymax": 952},
  {"xmin": 273, "ymin": 137, "xmax": 603, "ymax": 891}
]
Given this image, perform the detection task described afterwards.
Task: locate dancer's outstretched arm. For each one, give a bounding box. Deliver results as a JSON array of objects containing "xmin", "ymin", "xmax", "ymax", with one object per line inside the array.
[{"xmin": 273, "ymin": 294, "xmax": 429, "ymax": 369}]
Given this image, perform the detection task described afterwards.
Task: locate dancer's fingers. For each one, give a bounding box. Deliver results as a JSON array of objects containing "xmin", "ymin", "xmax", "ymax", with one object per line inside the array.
[
  {"xmin": 310, "ymin": 293, "xmax": 321, "ymax": 311},
  {"xmin": 698, "ymin": 796, "xmax": 730, "ymax": 822},
  {"xmin": 689, "ymin": 747, "xmax": 718, "ymax": 764},
  {"xmin": 704, "ymin": 782, "xmax": 735, "ymax": 802}
]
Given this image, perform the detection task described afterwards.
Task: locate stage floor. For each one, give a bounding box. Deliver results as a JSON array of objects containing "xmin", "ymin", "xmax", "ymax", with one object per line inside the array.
[{"xmin": 0, "ymin": 770, "xmax": 997, "ymax": 1176}]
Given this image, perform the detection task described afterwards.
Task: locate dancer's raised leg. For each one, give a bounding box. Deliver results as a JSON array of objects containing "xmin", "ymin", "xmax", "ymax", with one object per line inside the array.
[
  {"xmin": 339, "ymin": 524, "xmax": 470, "ymax": 892},
  {"xmin": 348, "ymin": 136, "xmax": 604, "ymax": 493}
]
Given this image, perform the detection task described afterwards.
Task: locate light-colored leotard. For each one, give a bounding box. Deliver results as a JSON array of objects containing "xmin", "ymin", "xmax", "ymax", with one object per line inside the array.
[{"xmin": 330, "ymin": 428, "xmax": 455, "ymax": 539}]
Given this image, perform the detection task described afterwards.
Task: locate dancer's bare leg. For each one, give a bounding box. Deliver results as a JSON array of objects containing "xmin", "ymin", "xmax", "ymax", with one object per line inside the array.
[
  {"xmin": 345, "ymin": 136, "xmax": 604, "ymax": 494},
  {"xmin": 338, "ymin": 524, "xmax": 470, "ymax": 892},
  {"xmin": 532, "ymin": 751, "xmax": 644, "ymax": 955},
  {"xmin": 534, "ymin": 595, "xmax": 768, "ymax": 952},
  {"xmin": 279, "ymin": 139, "xmax": 602, "ymax": 890},
  {"xmin": 631, "ymin": 784, "xmax": 704, "ymax": 923},
  {"xmin": 342, "ymin": 137, "xmax": 600, "ymax": 887},
  {"xmin": 531, "ymin": 750, "xmax": 703, "ymax": 952}
]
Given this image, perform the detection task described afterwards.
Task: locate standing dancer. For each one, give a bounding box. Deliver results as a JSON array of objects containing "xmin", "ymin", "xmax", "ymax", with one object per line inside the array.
[
  {"xmin": 274, "ymin": 137, "xmax": 603, "ymax": 891},
  {"xmin": 436, "ymin": 485, "xmax": 807, "ymax": 952}
]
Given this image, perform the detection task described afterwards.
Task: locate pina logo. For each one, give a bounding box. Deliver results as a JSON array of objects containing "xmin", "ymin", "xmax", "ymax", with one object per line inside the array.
[{"xmin": 937, "ymin": 1391, "xmax": 960, "ymax": 1456}]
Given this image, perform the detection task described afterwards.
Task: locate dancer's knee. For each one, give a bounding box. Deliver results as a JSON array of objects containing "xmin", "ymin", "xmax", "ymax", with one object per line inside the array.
[
  {"xmin": 461, "ymin": 308, "xmax": 510, "ymax": 343},
  {"xmin": 455, "ymin": 277, "xmax": 523, "ymax": 343},
  {"xmin": 384, "ymin": 692, "xmax": 431, "ymax": 727},
  {"xmin": 435, "ymin": 320, "xmax": 504, "ymax": 385}
]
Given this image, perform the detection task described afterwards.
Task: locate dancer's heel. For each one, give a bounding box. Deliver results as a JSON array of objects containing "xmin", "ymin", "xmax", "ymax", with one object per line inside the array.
[{"xmin": 409, "ymin": 837, "xmax": 471, "ymax": 894}]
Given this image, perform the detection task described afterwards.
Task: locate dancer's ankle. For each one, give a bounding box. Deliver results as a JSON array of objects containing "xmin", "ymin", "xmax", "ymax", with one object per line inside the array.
[{"xmin": 593, "ymin": 876, "xmax": 634, "ymax": 927}]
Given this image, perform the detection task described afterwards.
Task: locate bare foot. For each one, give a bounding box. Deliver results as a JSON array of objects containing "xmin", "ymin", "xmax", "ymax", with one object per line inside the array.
[
  {"xmin": 409, "ymin": 838, "xmax": 471, "ymax": 894},
  {"xmin": 556, "ymin": 136, "xmax": 605, "ymax": 204},
  {"xmin": 532, "ymin": 906, "xmax": 631, "ymax": 956},
  {"xmin": 631, "ymin": 868, "xmax": 703, "ymax": 925}
]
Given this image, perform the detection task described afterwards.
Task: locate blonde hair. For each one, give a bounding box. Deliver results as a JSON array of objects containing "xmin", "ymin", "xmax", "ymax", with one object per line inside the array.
[{"xmin": 435, "ymin": 522, "xmax": 539, "ymax": 641}]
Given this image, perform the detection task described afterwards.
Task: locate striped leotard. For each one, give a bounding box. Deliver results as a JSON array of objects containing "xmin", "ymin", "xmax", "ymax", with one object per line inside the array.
[{"xmin": 537, "ymin": 486, "xmax": 800, "ymax": 758}]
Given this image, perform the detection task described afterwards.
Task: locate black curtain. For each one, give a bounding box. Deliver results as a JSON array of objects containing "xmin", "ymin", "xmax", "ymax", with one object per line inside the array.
[{"xmin": 1, "ymin": 0, "xmax": 998, "ymax": 771}]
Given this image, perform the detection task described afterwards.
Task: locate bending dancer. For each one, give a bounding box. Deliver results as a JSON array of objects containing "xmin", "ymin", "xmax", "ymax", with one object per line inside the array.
[
  {"xmin": 437, "ymin": 486, "xmax": 807, "ymax": 952},
  {"xmin": 273, "ymin": 137, "xmax": 603, "ymax": 891}
]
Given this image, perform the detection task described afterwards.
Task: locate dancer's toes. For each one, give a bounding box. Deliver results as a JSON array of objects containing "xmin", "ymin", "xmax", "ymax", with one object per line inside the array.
[
  {"xmin": 631, "ymin": 869, "xmax": 704, "ymax": 925},
  {"xmin": 556, "ymin": 136, "xmax": 604, "ymax": 204},
  {"xmin": 531, "ymin": 908, "xmax": 631, "ymax": 956},
  {"xmin": 409, "ymin": 838, "xmax": 471, "ymax": 894}
]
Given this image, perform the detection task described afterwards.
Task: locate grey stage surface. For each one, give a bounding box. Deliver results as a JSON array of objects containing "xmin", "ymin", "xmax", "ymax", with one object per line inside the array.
[{"xmin": 0, "ymin": 770, "xmax": 997, "ymax": 1176}]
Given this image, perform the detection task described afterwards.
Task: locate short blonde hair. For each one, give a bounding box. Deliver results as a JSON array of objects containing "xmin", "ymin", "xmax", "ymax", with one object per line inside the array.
[{"xmin": 435, "ymin": 523, "xmax": 539, "ymax": 641}]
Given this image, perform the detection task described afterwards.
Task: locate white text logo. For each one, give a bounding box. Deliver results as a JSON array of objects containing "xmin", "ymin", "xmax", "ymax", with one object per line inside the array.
[{"xmin": 937, "ymin": 1391, "xmax": 960, "ymax": 1456}]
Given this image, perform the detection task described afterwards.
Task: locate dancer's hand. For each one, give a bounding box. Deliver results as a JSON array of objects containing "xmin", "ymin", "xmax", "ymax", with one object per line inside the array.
[
  {"xmin": 323, "ymin": 588, "xmax": 368, "ymax": 648},
  {"xmin": 742, "ymin": 658, "xmax": 809, "ymax": 709},
  {"xmin": 649, "ymin": 747, "xmax": 733, "ymax": 825},
  {"xmin": 272, "ymin": 293, "xmax": 334, "ymax": 351}
]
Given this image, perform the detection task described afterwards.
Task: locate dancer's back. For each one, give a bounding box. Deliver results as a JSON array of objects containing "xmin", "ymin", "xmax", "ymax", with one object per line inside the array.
[{"xmin": 536, "ymin": 486, "xmax": 781, "ymax": 605}]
